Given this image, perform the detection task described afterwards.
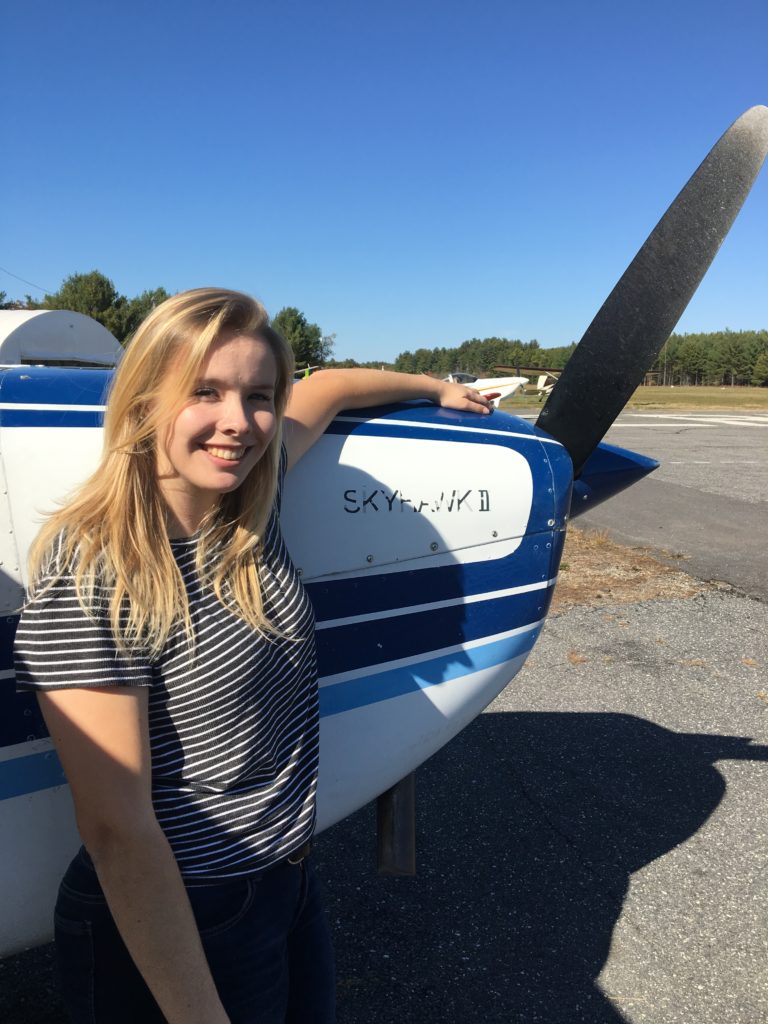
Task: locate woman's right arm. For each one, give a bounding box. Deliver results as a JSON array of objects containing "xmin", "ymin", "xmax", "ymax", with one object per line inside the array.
[{"xmin": 39, "ymin": 686, "xmax": 230, "ymax": 1024}]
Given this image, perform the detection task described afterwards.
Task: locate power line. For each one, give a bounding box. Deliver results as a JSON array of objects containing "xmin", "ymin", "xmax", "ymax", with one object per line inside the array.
[{"xmin": 0, "ymin": 265, "xmax": 52, "ymax": 294}]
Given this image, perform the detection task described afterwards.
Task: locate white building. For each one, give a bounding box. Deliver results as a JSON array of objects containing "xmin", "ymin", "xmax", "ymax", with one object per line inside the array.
[{"xmin": 0, "ymin": 310, "xmax": 122, "ymax": 366}]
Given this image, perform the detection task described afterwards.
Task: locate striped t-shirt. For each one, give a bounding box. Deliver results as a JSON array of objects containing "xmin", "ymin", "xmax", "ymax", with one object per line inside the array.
[{"xmin": 14, "ymin": 451, "xmax": 319, "ymax": 881}]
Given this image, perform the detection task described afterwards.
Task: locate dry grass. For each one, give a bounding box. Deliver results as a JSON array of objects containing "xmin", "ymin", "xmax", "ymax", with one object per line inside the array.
[
  {"xmin": 551, "ymin": 527, "xmax": 715, "ymax": 612},
  {"xmin": 626, "ymin": 385, "xmax": 768, "ymax": 411},
  {"xmin": 500, "ymin": 385, "xmax": 768, "ymax": 414}
]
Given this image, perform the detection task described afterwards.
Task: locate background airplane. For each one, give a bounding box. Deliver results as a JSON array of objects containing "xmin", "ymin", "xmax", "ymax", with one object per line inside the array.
[
  {"xmin": 442, "ymin": 370, "xmax": 529, "ymax": 406},
  {"xmin": 533, "ymin": 372, "xmax": 559, "ymax": 399}
]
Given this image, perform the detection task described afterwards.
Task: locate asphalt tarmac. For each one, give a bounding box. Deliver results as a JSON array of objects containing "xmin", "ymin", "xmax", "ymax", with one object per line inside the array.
[
  {"xmin": 318, "ymin": 593, "xmax": 768, "ymax": 1024},
  {"xmin": 2, "ymin": 411, "xmax": 766, "ymax": 1023},
  {"xmin": 577, "ymin": 411, "xmax": 768, "ymax": 601}
]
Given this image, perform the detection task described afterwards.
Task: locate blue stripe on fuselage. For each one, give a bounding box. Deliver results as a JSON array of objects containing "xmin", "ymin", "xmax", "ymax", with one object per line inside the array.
[
  {"xmin": 307, "ymin": 532, "xmax": 554, "ymax": 622},
  {"xmin": 0, "ymin": 409, "xmax": 105, "ymax": 427},
  {"xmin": 0, "ymin": 751, "xmax": 68, "ymax": 799},
  {"xmin": 1, "ymin": 625, "xmax": 539, "ymax": 800},
  {"xmin": 1, "ymin": 573, "xmax": 555, "ymax": 748},
  {"xmin": 314, "ymin": 584, "xmax": 552, "ymax": 677},
  {"xmin": 0, "ymin": 367, "xmax": 112, "ymax": 407},
  {"xmin": 318, "ymin": 623, "xmax": 540, "ymax": 717}
]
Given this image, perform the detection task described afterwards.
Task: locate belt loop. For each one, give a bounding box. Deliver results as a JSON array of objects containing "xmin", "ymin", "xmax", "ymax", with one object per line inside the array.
[{"xmin": 286, "ymin": 840, "xmax": 312, "ymax": 866}]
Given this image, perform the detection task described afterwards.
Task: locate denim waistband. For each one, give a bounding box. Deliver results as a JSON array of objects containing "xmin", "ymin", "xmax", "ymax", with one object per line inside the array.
[{"xmin": 75, "ymin": 843, "xmax": 311, "ymax": 890}]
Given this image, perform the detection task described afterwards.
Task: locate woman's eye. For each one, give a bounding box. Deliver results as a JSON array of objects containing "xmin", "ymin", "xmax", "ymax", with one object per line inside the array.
[
  {"xmin": 194, "ymin": 387, "xmax": 217, "ymax": 399},
  {"xmin": 249, "ymin": 392, "xmax": 273, "ymax": 403}
]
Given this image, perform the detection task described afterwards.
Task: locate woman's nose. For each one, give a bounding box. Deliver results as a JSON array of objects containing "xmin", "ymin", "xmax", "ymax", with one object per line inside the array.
[{"xmin": 220, "ymin": 395, "xmax": 252, "ymax": 434}]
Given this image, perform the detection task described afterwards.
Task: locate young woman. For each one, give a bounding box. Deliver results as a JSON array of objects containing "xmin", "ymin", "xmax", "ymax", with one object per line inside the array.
[{"xmin": 13, "ymin": 288, "xmax": 491, "ymax": 1024}]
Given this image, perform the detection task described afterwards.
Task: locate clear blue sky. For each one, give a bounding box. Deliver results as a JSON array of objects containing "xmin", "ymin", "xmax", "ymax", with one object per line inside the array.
[{"xmin": 3, "ymin": 0, "xmax": 767, "ymax": 362}]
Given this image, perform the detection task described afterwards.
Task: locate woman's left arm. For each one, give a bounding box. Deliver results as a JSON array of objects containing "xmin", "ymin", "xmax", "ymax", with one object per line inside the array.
[{"xmin": 283, "ymin": 369, "xmax": 492, "ymax": 470}]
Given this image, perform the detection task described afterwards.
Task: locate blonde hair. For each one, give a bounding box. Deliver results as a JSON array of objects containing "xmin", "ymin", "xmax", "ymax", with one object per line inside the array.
[{"xmin": 28, "ymin": 288, "xmax": 295, "ymax": 657}]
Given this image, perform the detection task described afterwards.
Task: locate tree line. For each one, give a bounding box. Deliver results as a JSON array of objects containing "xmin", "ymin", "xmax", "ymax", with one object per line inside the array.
[
  {"xmin": 392, "ymin": 338, "xmax": 577, "ymax": 376},
  {"xmin": 650, "ymin": 330, "xmax": 768, "ymax": 386},
  {"xmin": 386, "ymin": 330, "xmax": 768, "ymax": 386},
  {"xmin": 3, "ymin": 271, "xmax": 767, "ymax": 385}
]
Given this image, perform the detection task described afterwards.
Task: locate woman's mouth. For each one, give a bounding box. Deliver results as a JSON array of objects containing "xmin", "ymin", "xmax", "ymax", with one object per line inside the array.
[{"xmin": 202, "ymin": 444, "xmax": 246, "ymax": 461}]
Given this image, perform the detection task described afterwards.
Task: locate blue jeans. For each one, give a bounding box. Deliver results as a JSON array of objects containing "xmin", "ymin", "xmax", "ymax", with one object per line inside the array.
[{"xmin": 54, "ymin": 847, "xmax": 336, "ymax": 1023}]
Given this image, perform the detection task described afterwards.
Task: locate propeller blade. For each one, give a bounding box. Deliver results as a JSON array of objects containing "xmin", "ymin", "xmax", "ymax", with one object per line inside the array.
[{"xmin": 536, "ymin": 105, "xmax": 768, "ymax": 476}]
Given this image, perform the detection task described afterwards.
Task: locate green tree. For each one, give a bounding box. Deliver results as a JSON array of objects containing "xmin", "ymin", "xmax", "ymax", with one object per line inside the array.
[
  {"xmin": 42, "ymin": 271, "xmax": 119, "ymax": 320},
  {"xmin": 712, "ymin": 330, "xmax": 752, "ymax": 385},
  {"xmin": 752, "ymin": 350, "xmax": 768, "ymax": 386},
  {"xmin": 119, "ymin": 288, "xmax": 171, "ymax": 342},
  {"xmin": 393, "ymin": 336, "xmax": 574, "ymax": 377},
  {"xmin": 0, "ymin": 291, "xmax": 23, "ymax": 310},
  {"xmin": 271, "ymin": 307, "xmax": 334, "ymax": 367},
  {"xmin": 746, "ymin": 332, "xmax": 768, "ymax": 383},
  {"xmin": 544, "ymin": 342, "xmax": 577, "ymax": 368},
  {"xmin": 676, "ymin": 335, "xmax": 707, "ymax": 385}
]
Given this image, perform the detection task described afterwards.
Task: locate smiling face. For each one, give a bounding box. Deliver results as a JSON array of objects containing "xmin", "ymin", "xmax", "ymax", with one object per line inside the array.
[{"xmin": 156, "ymin": 332, "xmax": 278, "ymax": 537}]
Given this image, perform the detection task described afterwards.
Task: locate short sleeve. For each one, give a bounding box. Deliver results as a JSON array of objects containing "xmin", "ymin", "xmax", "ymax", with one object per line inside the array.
[{"xmin": 14, "ymin": 571, "xmax": 153, "ymax": 692}]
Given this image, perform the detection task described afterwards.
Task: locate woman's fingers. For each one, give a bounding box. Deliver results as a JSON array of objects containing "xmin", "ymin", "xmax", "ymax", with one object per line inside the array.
[{"xmin": 438, "ymin": 382, "xmax": 493, "ymax": 413}]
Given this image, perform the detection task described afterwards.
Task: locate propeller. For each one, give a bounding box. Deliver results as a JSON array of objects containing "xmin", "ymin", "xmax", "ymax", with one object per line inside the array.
[{"xmin": 536, "ymin": 105, "xmax": 768, "ymax": 477}]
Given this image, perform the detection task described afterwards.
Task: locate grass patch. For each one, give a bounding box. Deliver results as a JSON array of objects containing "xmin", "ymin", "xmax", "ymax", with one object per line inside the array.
[
  {"xmin": 551, "ymin": 527, "xmax": 710, "ymax": 610},
  {"xmin": 499, "ymin": 393, "xmax": 544, "ymax": 412},
  {"xmin": 499, "ymin": 385, "xmax": 768, "ymax": 414},
  {"xmin": 626, "ymin": 385, "xmax": 768, "ymax": 410}
]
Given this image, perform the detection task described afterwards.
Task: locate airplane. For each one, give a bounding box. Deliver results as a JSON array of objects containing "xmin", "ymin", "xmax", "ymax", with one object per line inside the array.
[
  {"xmin": 1, "ymin": 105, "xmax": 766, "ymax": 957},
  {"xmin": 533, "ymin": 372, "xmax": 559, "ymax": 400},
  {"xmin": 442, "ymin": 371, "xmax": 529, "ymax": 407}
]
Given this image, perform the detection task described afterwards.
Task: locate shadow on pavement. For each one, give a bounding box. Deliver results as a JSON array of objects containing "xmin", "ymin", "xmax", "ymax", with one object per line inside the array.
[
  {"xmin": 315, "ymin": 710, "xmax": 768, "ymax": 1024},
  {"xmin": 3, "ymin": 710, "xmax": 766, "ymax": 1024}
]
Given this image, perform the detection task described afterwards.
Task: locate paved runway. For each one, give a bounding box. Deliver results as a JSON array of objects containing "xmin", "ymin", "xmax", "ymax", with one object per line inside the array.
[
  {"xmin": 3, "ymin": 410, "xmax": 766, "ymax": 1023},
  {"xmin": 577, "ymin": 411, "xmax": 768, "ymax": 601},
  {"xmin": 600, "ymin": 411, "xmax": 768, "ymax": 505}
]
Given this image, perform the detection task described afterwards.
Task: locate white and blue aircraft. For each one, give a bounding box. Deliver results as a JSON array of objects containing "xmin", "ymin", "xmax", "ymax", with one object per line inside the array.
[{"xmin": 1, "ymin": 105, "xmax": 766, "ymax": 957}]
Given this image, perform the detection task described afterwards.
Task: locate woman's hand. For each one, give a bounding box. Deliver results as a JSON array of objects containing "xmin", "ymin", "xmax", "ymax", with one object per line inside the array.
[{"xmin": 433, "ymin": 379, "xmax": 493, "ymax": 415}]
